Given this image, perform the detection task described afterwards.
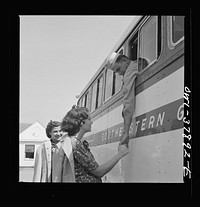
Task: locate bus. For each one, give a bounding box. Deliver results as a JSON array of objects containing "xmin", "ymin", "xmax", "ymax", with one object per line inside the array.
[{"xmin": 77, "ymin": 16, "xmax": 184, "ymax": 182}]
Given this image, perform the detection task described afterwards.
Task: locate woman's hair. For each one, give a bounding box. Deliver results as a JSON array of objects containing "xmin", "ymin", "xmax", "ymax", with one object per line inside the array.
[
  {"xmin": 61, "ymin": 105, "xmax": 89, "ymax": 136},
  {"xmin": 46, "ymin": 120, "xmax": 60, "ymax": 138}
]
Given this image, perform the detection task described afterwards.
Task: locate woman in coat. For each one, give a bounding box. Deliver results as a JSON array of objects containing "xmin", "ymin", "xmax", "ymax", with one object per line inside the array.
[{"xmin": 32, "ymin": 120, "xmax": 75, "ymax": 182}]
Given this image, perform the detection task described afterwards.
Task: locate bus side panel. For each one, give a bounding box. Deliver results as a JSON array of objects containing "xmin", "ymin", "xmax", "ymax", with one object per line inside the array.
[
  {"xmin": 90, "ymin": 142, "xmax": 123, "ymax": 182},
  {"xmin": 88, "ymin": 55, "xmax": 184, "ymax": 182},
  {"xmin": 91, "ymin": 128, "xmax": 183, "ymax": 183},
  {"xmin": 122, "ymin": 129, "xmax": 183, "ymax": 182}
]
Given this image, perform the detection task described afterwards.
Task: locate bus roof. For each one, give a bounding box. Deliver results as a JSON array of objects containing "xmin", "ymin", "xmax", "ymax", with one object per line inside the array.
[{"xmin": 78, "ymin": 16, "xmax": 143, "ymax": 100}]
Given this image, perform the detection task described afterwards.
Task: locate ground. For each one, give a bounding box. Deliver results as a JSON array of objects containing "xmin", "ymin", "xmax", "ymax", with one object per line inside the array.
[{"xmin": 19, "ymin": 167, "xmax": 34, "ymax": 182}]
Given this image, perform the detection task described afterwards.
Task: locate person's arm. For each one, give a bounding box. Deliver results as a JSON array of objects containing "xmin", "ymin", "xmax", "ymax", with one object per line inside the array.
[
  {"xmin": 120, "ymin": 62, "xmax": 138, "ymax": 145},
  {"xmin": 91, "ymin": 144, "xmax": 129, "ymax": 178},
  {"xmin": 120, "ymin": 115, "xmax": 132, "ymax": 145}
]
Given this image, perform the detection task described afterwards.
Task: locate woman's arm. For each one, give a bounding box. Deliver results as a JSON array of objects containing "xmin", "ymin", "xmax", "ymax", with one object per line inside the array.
[{"xmin": 91, "ymin": 144, "xmax": 129, "ymax": 178}]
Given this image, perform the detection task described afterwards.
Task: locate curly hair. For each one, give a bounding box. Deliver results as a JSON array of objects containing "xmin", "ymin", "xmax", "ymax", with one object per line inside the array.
[
  {"xmin": 61, "ymin": 105, "xmax": 89, "ymax": 136},
  {"xmin": 46, "ymin": 120, "xmax": 61, "ymax": 138}
]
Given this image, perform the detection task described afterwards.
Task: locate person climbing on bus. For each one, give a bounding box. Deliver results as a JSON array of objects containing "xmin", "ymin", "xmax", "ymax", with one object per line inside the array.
[{"xmin": 105, "ymin": 53, "xmax": 149, "ymax": 146}]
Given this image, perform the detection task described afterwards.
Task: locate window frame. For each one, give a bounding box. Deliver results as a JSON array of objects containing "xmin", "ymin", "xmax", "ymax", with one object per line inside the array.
[
  {"xmin": 90, "ymin": 74, "xmax": 104, "ymax": 112},
  {"xmin": 96, "ymin": 74, "xmax": 104, "ymax": 109},
  {"xmin": 128, "ymin": 31, "xmax": 139, "ymax": 61},
  {"xmin": 104, "ymin": 48, "xmax": 124, "ymax": 103},
  {"xmin": 112, "ymin": 48, "xmax": 124, "ymax": 95},
  {"xmin": 167, "ymin": 16, "xmax": 184, "ymax": 49},
  {"xmin": 126, "ymin": 16, "xmax": 162, "ymax": 75},
  {"xmin": 78, "ymin": 97, "xmax": 83, "ymax": 107},
  {"xmin": 81, "ymin": 96, "xmax": 85, "ymax": 107},
  {"xmin": 138, "ymin": 16, "xmax": 160, "ymax": 72},
  {"xmin": 90, "ymin": 81, "xmax": 98, "ymax": 112},
  {"xmin": 104, "ymin": 68, "xmax": 114, "ymax": 102},
  {"xmin": 24, "ymin": 144, "xmax": 35, "ymax": 160},
  {"xmin": 84, "ymin": 91, "xmax": 89, "ymax": 109},
  {"xmin": 113, "ymin": 70, "xmax": 123, "ymax": 95}
]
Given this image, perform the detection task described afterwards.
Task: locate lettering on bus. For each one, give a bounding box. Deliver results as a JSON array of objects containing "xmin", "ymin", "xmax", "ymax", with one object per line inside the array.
[
  {"xmin": 101, "ymin": 111, "xmax": 166, "ymax": 142},
  {"xmin": 134, "ymin": 112, "xmax": 165, "ymax": 133},
  {"xmin": 88, "ymin": 98, "xmax": 184, "ymax": 147},
  {"xmin": 101, "ymin": 98, "xmax": 184, "ymax": 143}
]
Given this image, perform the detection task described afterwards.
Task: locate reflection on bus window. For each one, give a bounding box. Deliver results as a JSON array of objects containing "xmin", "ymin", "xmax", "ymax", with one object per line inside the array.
[
  {"xmin": 96, "ymin": 76, "xmax": 103, "ymax": 109},
  {"xmin": 172, "ymin": 16, "xmax": 184, "ymax": 43},
  {"xmin": 105, "ymin": 69, "xmax": 113, "ymax": 101},
  {"xmin": 84, "ymin": 93, "xmax": 87, "ymax": 107},
  {"xmin": 139, "ymin": 16, "xmax": 158, "ymax": 66},
  {"xmin": 91, "ymin": 81, "xmax": 97, "ymax": 112},
  {"xmin": 79, "ymin": 97, "xmax": 83, "ymax": 107},
  {"xmin": 84, "ymin": 92, "xmax": 89, "ymax": 109},
  {"xmin": 129, "ymin": 33, "xmax": 138, "ymax": 61},
  {"xmin": 113, "ymin": 48, "xmax": 123, "ymax": 94},
  {"xmin": 113, "ymin": 72, "xmax": 123, "ymax": 94},
  {"xmin": 82, "ymin": 96, "xmax": 85, "ymax": 107},
  {"xmin": 90, "ymin": 76, "xmax": 103, "ymax": 112},
  {"xmin": 138, "ymin": 57, "xmax": 150, "ymax": 72}
]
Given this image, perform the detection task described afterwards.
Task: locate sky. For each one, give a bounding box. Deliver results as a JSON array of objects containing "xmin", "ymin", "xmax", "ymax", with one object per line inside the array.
[{"xmin": 20, "ymin": 15, "xmax": 135, "ymax": 127}]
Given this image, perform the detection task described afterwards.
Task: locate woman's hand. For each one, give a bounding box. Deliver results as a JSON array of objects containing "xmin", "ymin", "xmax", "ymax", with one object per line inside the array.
[
  {"xmin": 118, "ymin": 143, "xmax": 129, "ymax": 158},
  {"xmin": 119, "ymin": 133, "xmax": 129, "ymax": 145}
]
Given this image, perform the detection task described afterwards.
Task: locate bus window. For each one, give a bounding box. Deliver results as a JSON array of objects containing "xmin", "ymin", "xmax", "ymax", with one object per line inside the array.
[
  {"xmin": 77, "ymin": 99, "xmax": 80, "ymax": 107},
  {"xmin": 81, "ymin": 95, "xmax": 85, "ymax": 107},
  {"xmin": 104, "ymin": 48, "xmax": 123, "ymax": 101},
  {"xmin": 79, "ymin": 97, "xmax": 83, "ymax": 107},
  {"xmin": 172, "ymin": 16, "xmax": 184, "ymax": 44},
  {"xmin": 129, "ymin": 32, "xmax": 138, "ymax": 61},
  {"xmin": 96, "ymin": 75, "xmax": 103, "ymax": 109},
  {"xmin": 139, "ymin": 16, "xmax": 160, "ymax": 70},
  {"xmin": 84, "ymin": 91, "xmax": 89, "ymax": 109},
  {"xmin": 113, "ymin": 48, "xmax": 123, "ymax": 94},
  {"xmin": 113, "ymin": 72, "xmax": 123, "ymax": 94},
  {"xmin": 90, "ymin": 75, "xmax": 103, "ymax": 112},
  {"xmin": 105, "ymin": 69, "xmax": 113, "ymax": 101},
  {"xmin": 84, "ymin": 93, "xmax": 87, "ymax": 107},
  {"xmin": 91, "ymin": 81, "xmax": 97, "ymax": 112}
]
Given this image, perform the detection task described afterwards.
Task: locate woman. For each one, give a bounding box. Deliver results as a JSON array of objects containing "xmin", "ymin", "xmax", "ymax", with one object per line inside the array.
[
  {"xmin": 33, "ymin": 120, "xmax": 63, "ymax": 182},
  {"xmin": 61, "ymin": 105, "xmax": 129, "ymax": 183}
]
